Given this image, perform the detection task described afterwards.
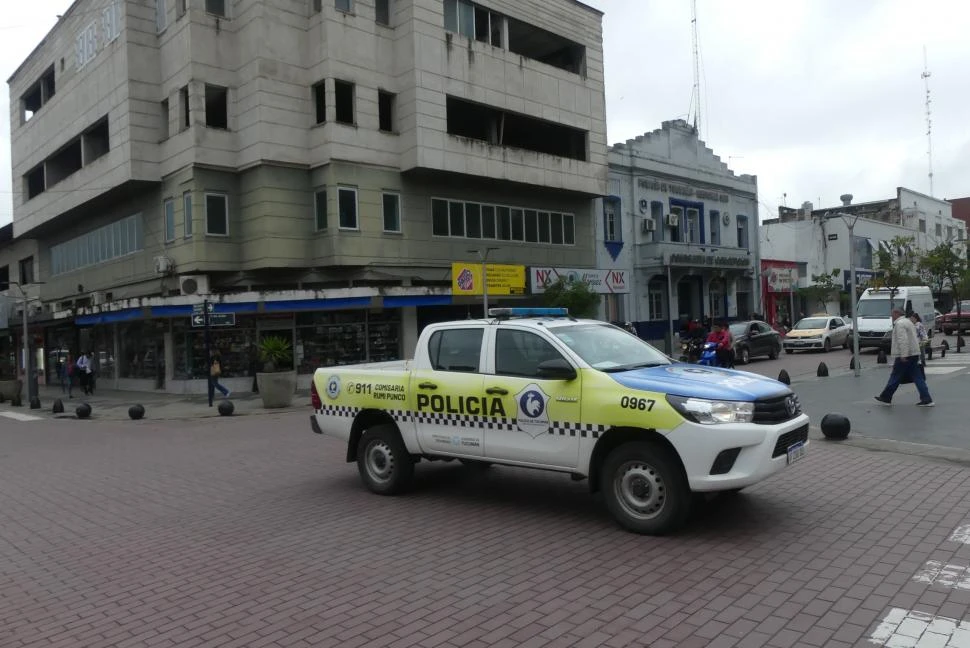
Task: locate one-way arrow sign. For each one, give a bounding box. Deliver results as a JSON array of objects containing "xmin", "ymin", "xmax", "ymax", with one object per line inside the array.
[
  {"xmin": 193, "ymin": 303, "xmax": 215, "ymax": 314},
  {"xmin": 190, "ymin": 313, "xmax": 235, "ymax": 328}
]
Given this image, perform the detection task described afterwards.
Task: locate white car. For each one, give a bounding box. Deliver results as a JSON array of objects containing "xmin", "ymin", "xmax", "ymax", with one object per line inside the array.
[{"xmin": 783, "ymin": 315, "xmax": 853, "ymax": 353}]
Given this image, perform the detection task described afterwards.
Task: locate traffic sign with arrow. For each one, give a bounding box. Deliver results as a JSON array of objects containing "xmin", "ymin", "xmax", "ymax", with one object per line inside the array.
[
  {"xmin": 193, "ymin": 303, "xmax": 215, "ymax": 314},
  {"xmin": 191, "ymin": 313, "xmax": 235, "ymax": 328}
]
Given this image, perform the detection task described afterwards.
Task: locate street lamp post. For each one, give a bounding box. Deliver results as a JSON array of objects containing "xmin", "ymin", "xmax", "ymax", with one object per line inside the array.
[
  {"xmin": 836, "ymin": 212, "xmax": 862, "ymax": 377},
  {"xmin": 469, "ymin": 247, "xmax": 499, "ymax": 317},
  {"xmin": 6, "ymin": 280, "xmax": 41, "ymax": 400}
]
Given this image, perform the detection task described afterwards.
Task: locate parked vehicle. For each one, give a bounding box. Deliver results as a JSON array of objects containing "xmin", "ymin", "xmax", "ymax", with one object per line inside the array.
[
  {"xmin": 939, "ymin": 301, "xmax": 970, "ymax": 335},
  {"xmin": 783, "ymin": 315, "xmax": 852, "ymax": 353},
  {"xmin": 310, "ymin": 307, "xmax": 809, "ymax": 535},
  {"xmin": 729, "ymin": 320, "xmax": 782, "ymax": 364},
  {"xmin": 934, "ymin": 310, "xmax": 944, "ymax": 333},
  {"xmin": 854, "ymin": 286, "xmax": 935, "ymax": 350}
]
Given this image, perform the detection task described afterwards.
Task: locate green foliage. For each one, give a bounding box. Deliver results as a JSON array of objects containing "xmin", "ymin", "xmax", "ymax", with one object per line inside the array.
[
  {"xmin": 874, "ymin": 235, "xmax": 921, "ymax": 296},
  {"xmin": 919, "ymin": 241, "xmax": 967, "ymax": 303},
  {"xmin": 798, "ymin": 269, "xmax": 842, "ymax": 312},
  {"xmin": 540, "ymin": 277, "xmax": 601, "ymax": 318},
  {"xmin": 258, "ymin": 335, "xmax": 293, "ymax": 372}
]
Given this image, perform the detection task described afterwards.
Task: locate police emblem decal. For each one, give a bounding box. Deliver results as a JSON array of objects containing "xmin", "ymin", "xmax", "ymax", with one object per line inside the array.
[
  {"xmin": 515, "ymin": 383, "xmax": 551, "ymax": 437},
  {"xmin": 326, "ymin": 375, "xmax": 341, "ymax": 399}
]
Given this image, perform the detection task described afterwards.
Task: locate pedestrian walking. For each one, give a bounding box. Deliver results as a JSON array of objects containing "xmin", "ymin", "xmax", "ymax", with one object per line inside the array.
[
  {"xmin": 874, "ymin": 308, "xmax": 933, "ymax": 407},
  {"xmin": 76, "ymin": 351, "xmax": 93, "ymax": 395},
  {"xmin": 911, "ymin": 313, "xmax": 928, "ymax": 366},
  {"xmin": 209, "ymin": 352, "xmax": 231, "ymax": 400},
  {"xmin": 62, "ymin": 353, "xmax": 75, "ymax": 398}
]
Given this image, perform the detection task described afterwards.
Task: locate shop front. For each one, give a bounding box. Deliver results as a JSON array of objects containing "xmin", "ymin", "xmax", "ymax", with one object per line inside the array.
[{"xmin": 761, "ymin": 260, "xmax": 800, "ymax": 328}]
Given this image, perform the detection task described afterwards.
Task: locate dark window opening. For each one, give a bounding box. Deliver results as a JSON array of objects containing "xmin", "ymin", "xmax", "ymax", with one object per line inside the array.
[
  {"xmin": 315, "ymin": 190, "xmax": 328, "ymax": 231},
  {"xmin": 0, "ymin": 265, "xmax": 9, "ymax": 291},
  {"xmin": 25, "ymin": 165, "xmax": 45, "ymax": 200},
  {"xmin": 22, "ymin": 65, "xmax": 56, "ymax": 122},
  {"xmin": 378, "ymin": 90, "xmax": 395, "ymax": 132},
  {"xmin": 205, "ymin": 85, "xmax": 229, "ymax": 129},
  {"xmin": 334, "ymin": 80, "xmax": 355, "ymax": 125},
  {"xmin": 375, "ymin": 0, "xmax": 390, "ymax": 25},
  {"xmin": 474, "ymin": 6, "xmax": 502, "ymax": 46},
  {"xmin": 524, "ymin": 209, "xmax": 538, "ymax": 242},
  {"xmin": 446, "ymin": 96, "xmax": 587, "ymax": 161},
  {"xmin": 432, "ymin": 198, "xmax": 449, "ymax": 236},
  {"xmin": 177, "ymin": 0, "xmax": 187, "ymax": 18},
  {"xmin": 507, "ymin": 17, "xmax": 585, "ymax": 75},
  {"xmin": 497, "ymin": 206, "xmax": 511, "ymax": 240},
  {"xmin": 82, "ymin": 117, "xmax": 110, "ymax": 164},
  {"xmin": 312, "ymin": 0, "xmax": 322, "ymax": 13},
  {"xmin": 19, "ymin": 256, "xmax": 35, "ymax": 285},
  {"xmin": 46, "ymin": 139, "xmax": 83, "ymax": 187},
  {"xmin": 161, "ymin": 98, "xmax": 170, "ymax": 139},
  {"xmin": 313, "ymin": 81, "xmax": 326, "ymax": 124},
  {"xmin": 205, "ymin": 0, "xmax": 226, "ymax": 16},
  {"xmin": 550, "ymin": 212, "xmax": 563, "ymax": 244},
  {"xmin": 180, "ymin": 86, "xmax": 190, "ymax": 129},
  {"xmin": 482, "ymin": 205, "xmax": 496, "ymax": 239},
  {"xmin": 336, "ymin": 0, "xmax": 352, "ymax": 13},
  {"xmin": 449, "ymin": 201, "xmax": 465, "ymax": 237}
]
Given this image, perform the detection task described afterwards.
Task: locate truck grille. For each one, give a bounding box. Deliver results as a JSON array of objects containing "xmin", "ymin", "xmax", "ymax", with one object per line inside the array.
[
  {"xmin": 772, "ymin": 424, "xmax": 809, "ymax": 458},
  {"xmin": 753, "ymin": 394, "xmax": 802, "ymax": 424}
]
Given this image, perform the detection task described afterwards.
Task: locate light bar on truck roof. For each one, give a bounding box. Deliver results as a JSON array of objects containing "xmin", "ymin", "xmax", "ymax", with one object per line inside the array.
[{"xmin": 488, "ymin": 307, "xmax": 570, "ymax": 319}]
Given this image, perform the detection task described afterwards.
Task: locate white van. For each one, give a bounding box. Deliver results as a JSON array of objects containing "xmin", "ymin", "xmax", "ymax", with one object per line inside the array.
[{"xmin": 854, "ymin": 286, "xmax": 935, "ymax": 350}]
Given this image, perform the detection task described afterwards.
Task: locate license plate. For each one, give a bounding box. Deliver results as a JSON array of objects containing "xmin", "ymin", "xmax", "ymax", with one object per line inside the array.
[{"xmin": 787, "ymin": 441, "xmax": 806, "ymax": 465}]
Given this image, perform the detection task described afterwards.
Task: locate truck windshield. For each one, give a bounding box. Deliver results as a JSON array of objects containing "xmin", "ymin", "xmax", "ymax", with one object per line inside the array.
[
  {"xmin": 551, "ymin": 324, "xmax": 670, "ymax": 372},
  {"xmin": 856, "ymin": 299, "xmax": 895, "ymax": 317}
]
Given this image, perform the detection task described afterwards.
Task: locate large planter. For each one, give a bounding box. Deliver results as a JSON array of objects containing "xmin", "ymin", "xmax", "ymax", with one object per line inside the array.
[
  {"xmin": 0, "ymin": 379, "xmax": 22, "ymax": 402},
  {"xmin": 256, "ymin": 371, "xmax": 297, "ymax": 408}
]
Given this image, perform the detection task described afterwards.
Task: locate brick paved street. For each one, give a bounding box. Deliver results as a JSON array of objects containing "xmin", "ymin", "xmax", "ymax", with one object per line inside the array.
[{"xmin": 5, "ymin": 414, "xmax": 970, "ymax": 647}]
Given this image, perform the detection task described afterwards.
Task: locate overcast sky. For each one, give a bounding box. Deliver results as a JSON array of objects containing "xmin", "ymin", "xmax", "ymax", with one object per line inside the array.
[{"xmin": 1, "ymin": 0, "xmax": 968, "ymax": 227}]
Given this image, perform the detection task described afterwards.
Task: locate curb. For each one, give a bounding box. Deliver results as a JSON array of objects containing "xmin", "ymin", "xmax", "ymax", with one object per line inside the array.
[{"xmin": 809, "ymin": 425, "xmax": 970, "ymax": 467}]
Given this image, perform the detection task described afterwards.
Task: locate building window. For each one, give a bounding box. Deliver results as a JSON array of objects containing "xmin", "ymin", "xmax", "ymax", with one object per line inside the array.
[
  {"xmin": 918, "ymin": 219, "xmax": 926, "ymax": 233},
  {"xmin": 507, "ymin": 15, "xmax": 585, "ymax": 75},
  {"xmin": 686, "ymin": 208, "xmax": 700, "ymax": 244},
  {"xmin": 737, "ymin": 215, "xmax": 749, "ymax": 249},
  {"xmin": 443, "ymin": 0, "xmax": 474, "ymax": 39},
  {"xmin": 668, "ymin": 206, "xmax": 683, "ymax": 243},
  {"xmin": 180, "ymin": 86, "xmax": 190, "ymax": 129},
  {"xmin": 204, "ymin": 85, "xmax": 229, "ymax": 129},
  {"xmin": 205, "ymin": 193, "xmax": 229, "ymax": 236},
  {"xmin": 334, "ymin": 80, "xmax": 355, "ymax": 125},
  {"xmin": 160, "ymin": 98, "xmax": 170, "ymax": 139},
  {"xmin": 164, "ymin": 199, "xmax": 176, "ymax": 242},
  {"xmin": 312, "ymin": 81, "xmax": 326, "ymax": 124},
  {"xmin": 383, "ymin": 193, "xmax": 401, "ymax": 233},
  {"xmin": 482, "ymin": 205, "xmax": 496, "ymax": 239},
  {"xmin": 21, "ymin": 65, "xmax": 55, "ymax": 123},
  {"xmin": 378, "ymin": 91, "xmax": 395, "ymax": 132},
  {"xmin": 103, "ymin": 1, "xmax": 122, "ymax": 41},
  {"xmin": 177, "ymin": 0, "xmax": 187, "ymax": 18},
  {"xmin": 336, "ymin": 0, "xmax": 352, "ymax": 13},
  {"xmin": 935, "ymin": 222, "xmax": 942, "ymax": 238},
  {"xmin": 604, "ymin": 201, "xmax": 619, "ymax": 242},
  {"xmin": 430, "ymin": 198, "xmax": 573, "ymax": 245},
  {"xmin": 0, "ymin": 265, "xmax": 8, "ymax": 290},
  {"xmin": 18, "ymin": 257, "xmax": 35, "ymax": 285},
  {"xmin": 465, "ymin": 203, "xmax": 481, "ymax": 238},
  {"xmin": 314, "ymin": 190, "xmax": 328, "ymax": 231},
  {"xmin": 709, "ymin": 210, "xmax": 721, "ymax": 246},
  {"xmin": 50, "ymin": 214, "xmax": 144, "ymax": 276},
  {"xmin": 474, "ymin": 5, "xmax": 503, "ymax": 46},
  {"xmin": 432, "ymin": 198, "xmax": 449, "ymax": 236},
  {"xmin": 450, "ymin": 202, "xmax": 466, "ymax": 237},
  {"xmin": 75, "ymin": 22, "xmax": 98, "ymax": 70},
  {"xmin": 312, "ymin": 0, "xmax": 322, "ymax": 13},
  {"xmin": 709, "ymin": 285, "xmax": 724, "ymax": 318},
  {"xmin": 205, "ymin": 0, "xmax": 227, "ymax": 16},
  {"xmin": 524, "ymin": 210, "xmax": 538, "ymax": 243},
  {"xmin": 183, "ymin": 192, "xmax": 193, "ymax": 237},
  {"xmin": 338, "ymin": 187, "xmax": 358, "ymax": 229},
  {"xmin": 375, "ymin": 0, "xmax": 390, "ymax": 25},
  {"xmin": 648, "ymin": 280, "xmax": 666, "ymax": 320},
  {"xmin": 948, "ymin": 226, "xmax": 954, "ymax": 240},
  {"xmin": 156, "ymin": 0, "xmax": 167, "ymax": 32}
]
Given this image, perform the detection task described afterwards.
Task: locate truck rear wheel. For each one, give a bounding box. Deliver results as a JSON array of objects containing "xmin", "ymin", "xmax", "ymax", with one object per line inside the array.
[
  {"xmin": 600, "ymin": 441, "xmax": 690, "ymax": 535},
  {"xmin": 357, "ymin": 425, "xmax": 414, "ymax": 495}
]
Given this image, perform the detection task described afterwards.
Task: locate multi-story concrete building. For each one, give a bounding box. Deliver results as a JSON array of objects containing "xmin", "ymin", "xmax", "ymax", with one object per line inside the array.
[
  {"xmin": 759, "ymin": 189, "xmax": 966, "ymax": 325},
  {"xmin": 0, "ymin": 224, "xmax": 41, "ymax": 378},
  {"xmin": 7, "ymin": 0, "xmax": 607, "ymax": 392},
  {"xmin": 589, "ymin": 120, "xmax": 761, "ymax": 350}
]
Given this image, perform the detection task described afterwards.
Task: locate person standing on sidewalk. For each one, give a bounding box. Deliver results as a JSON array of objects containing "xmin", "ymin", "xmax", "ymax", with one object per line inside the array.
[
  {"xmin": 875, "ymin": 308, "xmax": 933, "ymax": 407},
  {"xmin": 76, "ymin": 351, "xmax": 92, "ymax": 396},
  {"xmin": 209, "ymin": 352, "xmax": 231, "ymax": 400},
  {"xmin": 62, "ymin": 353, "xmax": 75, "ymax": 399},
  {"xmin": 911, "ymin": 313, "xmax": 928, "ymax": 366}
]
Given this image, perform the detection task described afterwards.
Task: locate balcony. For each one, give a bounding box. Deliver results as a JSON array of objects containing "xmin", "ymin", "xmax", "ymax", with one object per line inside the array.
[{"xmin": 635, "ymin": 240, "xmax": 754, "ymax": 271}]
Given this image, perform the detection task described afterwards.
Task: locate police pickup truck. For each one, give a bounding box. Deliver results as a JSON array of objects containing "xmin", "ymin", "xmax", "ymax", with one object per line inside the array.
[{"xmin": 310, "ymin": 308, "xmax": 809, "ymax": 535}]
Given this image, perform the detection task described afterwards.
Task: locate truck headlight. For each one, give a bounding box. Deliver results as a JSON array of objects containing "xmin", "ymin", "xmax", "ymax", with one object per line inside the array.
[{"xmin": 666, "ymin": 395, "xmax": 755, "ymax": 425}]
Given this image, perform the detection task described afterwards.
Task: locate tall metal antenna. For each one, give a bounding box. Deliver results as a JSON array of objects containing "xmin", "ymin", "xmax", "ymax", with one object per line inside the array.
[
  {"xmin": 690, "ymin": 0, "xmax": 701, "ymax": 138},
  {"xmin": 921, "ymin": 46, "xmax": 934, "ymax": 197}
]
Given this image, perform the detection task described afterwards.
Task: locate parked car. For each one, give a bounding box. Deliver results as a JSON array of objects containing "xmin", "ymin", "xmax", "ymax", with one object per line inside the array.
[
  {"xmin": 729, "ymin": 320, "xmax": 782, "ymax": 364},
  {"xmin": 783, "ymin": 315, "xmax": 852, "ymax": 353},
  {"xmin": 940, "ymin": 301, "xmax": 970, "ymax": 335}
]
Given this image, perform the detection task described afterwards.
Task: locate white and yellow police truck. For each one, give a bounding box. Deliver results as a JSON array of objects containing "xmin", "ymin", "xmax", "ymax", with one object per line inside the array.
[{"xmin": 310, "ymin": 308, "xmax": 809, "ymax": 535}]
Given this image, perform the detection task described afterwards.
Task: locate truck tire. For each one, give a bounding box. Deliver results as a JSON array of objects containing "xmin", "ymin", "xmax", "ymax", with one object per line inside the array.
[
  {"xmin": 600, "ymin": 441, "xmax": 690, "ymax": 535},
  {"xmin": 356, "ymin": 425, "xmax": 414, "ymax": 495}
]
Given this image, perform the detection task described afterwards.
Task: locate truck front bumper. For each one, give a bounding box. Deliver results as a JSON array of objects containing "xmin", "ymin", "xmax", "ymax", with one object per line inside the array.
[{"xmin": 666, "ymin": 413, "xmax": 811, "ymax": 492}]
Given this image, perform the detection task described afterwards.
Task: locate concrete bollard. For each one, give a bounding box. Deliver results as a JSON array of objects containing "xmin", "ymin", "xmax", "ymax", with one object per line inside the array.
[
  {"xmin": 958, "ymin": 335, "xmax": 965, "ymax": 352},
  {"xmin": 29, "ymin": 396, "xmax": 41, "ymax": 410},
  {"xmin": 128, "ymin": 404, "xmax": 145, "ymax": 420},
  {"xmin": 218, "ymin": 400, "xmax": 235, "ymax": 416},
  {"xmin": 76, "ymin": 403, "xmax": 92, "ymax": 419},
  {"xmin": 821, "ymin": 413, "xmax": 850, "ymax": 440},
  {"xmin": 777, "ymin": 369, "xmax": 791, "ymax": 385},
  {"xmin": 877, "ymin": 349, "xmax": 888, "ymax": 364},
  {"xmin": 817, "ymin": 362, "xmax": 829, "ymax": 377},
  {"xmin": 849, "ymin": 356, "xmax": 857, "ymax": 370},
  {"xmin": 52, "ymin": 398, "xmax": 64, "ymax": 414}
]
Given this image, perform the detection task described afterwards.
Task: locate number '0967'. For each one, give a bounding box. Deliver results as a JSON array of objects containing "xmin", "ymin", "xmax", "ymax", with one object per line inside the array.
[{"xmin": 620, "ymin": 396, "xmax": 655, "ymax": 411}]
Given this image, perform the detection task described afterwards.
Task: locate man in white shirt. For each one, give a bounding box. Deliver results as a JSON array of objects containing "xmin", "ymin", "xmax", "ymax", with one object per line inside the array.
[{"xmin": 875, "ymin": 309, "xmax": 933, "ymax": 406}]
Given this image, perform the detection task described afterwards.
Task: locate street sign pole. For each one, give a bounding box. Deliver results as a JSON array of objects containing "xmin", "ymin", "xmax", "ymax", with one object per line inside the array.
[{"xmin": 204, "ymin": 298, "xmax": 212, "ymax": 407}]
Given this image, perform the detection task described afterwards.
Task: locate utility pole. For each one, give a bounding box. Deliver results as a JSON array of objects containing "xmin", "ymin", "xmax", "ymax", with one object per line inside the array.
[
  {"xmin": 837, "ymin": 212, "xmax": 862, "ymax": 377},
  {"xmin": 7, "ymin": 280, "xmax": 39, "ymax": 402},
  {"xmin": 921, "ymin": 46, "xmax": 934, "ymax": 197},
  {"xmin": 469, "ymin": 247, "xmax": 499, "ymax": 317},
  {"xmin": 690, "ymin": 0, "xmax": 702, "ymax": 138},
  {"xmin": 205, "ymin": 297, "xmax": 212, "ymax": 407}
]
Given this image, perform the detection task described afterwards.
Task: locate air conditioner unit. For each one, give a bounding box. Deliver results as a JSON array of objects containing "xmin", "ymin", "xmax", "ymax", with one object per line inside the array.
[
  {"xmin": 641, "ymin": 219, "xmax": 656, "ymax": 234},
  {"xmin": 154, "ymin": 256, "xmax": 173, "ymax": 274},
  {"xmin": 90, "ymin": 291, "xmax": 106, "ymax": 306},
  {"xmin": 179, "ymin": 274, "xmax": 210, "ymax": 296},
  {"xmin": 666, "ymin": 213, "xmax": 680, "ymax": 227}
]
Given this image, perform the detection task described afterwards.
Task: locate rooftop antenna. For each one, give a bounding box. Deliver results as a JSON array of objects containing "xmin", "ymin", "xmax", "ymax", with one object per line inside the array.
[
  {"xmin": 921, "ymin": 46, "xmax": 934, "ymax": 197},
  {"xmin": 689, "ymin": 0, "xmax": 701, "ymax": 138}
]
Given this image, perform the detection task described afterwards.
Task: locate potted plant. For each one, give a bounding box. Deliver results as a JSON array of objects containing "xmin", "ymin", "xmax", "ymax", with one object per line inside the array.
[{"xmin": 256, "ymin": 335, "xmax": 297, "ymax": 408}]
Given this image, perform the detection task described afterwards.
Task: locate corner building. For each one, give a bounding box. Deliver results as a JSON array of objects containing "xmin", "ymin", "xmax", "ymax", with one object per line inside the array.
[{"xmin": 8, "ymin": 0, "xmax": 607, "ymax": 393}]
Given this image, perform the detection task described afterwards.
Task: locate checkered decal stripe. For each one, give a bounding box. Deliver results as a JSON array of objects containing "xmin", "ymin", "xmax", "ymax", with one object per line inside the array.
[
  {"xmin": 548, "ymin": 421, "xmax": 608, "ymax": 439},
  {"xmin": 317, "ymin": 404, "xmax": 359, "ymax": 417},
  {"xmin": 409, "ymin": 411, "xmax": 516, "ymax": 431}
]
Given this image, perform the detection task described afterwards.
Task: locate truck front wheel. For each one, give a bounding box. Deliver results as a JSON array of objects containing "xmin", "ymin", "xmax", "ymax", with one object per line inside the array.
[
  {"xmin": 600, "ymin": 441, "xmax": 690, "ymax": 535},
  {"xmin": 357, "ymin": 425, "xmax": 414, "ymax": 495}
]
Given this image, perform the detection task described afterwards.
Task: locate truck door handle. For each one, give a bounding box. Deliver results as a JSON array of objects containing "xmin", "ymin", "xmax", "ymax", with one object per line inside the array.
[
  {"xmin": 418, "ymin": 382, "xmax": 438, "ymax": 390},
  {"xmin": 486, "ymin": 387, "xmax": 509, "ymax": 395}
]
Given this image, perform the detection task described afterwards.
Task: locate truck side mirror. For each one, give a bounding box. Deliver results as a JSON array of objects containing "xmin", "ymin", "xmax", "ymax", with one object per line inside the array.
[{"xmin": 537, "ymin": 358, "xmax": 577, "ymax": 381}]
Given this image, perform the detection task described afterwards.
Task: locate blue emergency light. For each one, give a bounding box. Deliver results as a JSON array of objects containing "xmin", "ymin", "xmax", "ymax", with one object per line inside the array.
[{"xmin": 488, "ymin": 307, "xmax": 570, "ymax": 319}]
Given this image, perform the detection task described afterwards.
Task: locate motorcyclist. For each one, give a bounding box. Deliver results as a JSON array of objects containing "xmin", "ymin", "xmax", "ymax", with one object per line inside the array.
[{"xmin": 705, "ymin": 322, "xmax": 733, "ymax": 368}]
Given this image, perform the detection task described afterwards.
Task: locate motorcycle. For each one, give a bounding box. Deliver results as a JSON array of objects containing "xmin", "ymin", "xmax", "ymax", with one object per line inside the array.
[{"xmin": 679, "ymin": 338, "xmax": 721, "ymax": 367}]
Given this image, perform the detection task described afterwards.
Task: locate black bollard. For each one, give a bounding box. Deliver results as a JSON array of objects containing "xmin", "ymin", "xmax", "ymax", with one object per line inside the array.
[
  {"xmin": 29, "ymin": 396, "xmax": 41, "ymax": 410},
  {"xmin": 52, "ymin": 398, "xmax": 65, "ymax": 414},
  {"xmin": 128, "ymin": 404, "xmax": 145, "ymax": 420},
  {"xmin": 76, "ymin": 403, "xmax": 92, "ymax": 419},
  {"xmin": 849, "ymin": 356, "xmax": 856, "ymax": 370},
  {"xmin": 821, "ymin": 413, "xmax": 850, "ymax": 440},
  {"xmin": 777, "ymin": 369, "xmax": 791, "ymax": 385},
  {"xmin": 958, "ymin": 335, "xmax": 965, "ymax": 352},
  {"xmin": 11, "ymin": 394, "xmax": 22, "ymax": 407},
  {"xmin": 0, "ymin": 392, "xmax": 5, "ymax": 403},
  {"xmin": 817, "ymin": 362, "xmax": 829, "ymax": 377},
  {"xmin": 218, "ymin": 400, "xmax": 235, "ymax": 416},
  {"xmin": 877, "ymin": 348, "xmax": 888, "ymax": 364}
]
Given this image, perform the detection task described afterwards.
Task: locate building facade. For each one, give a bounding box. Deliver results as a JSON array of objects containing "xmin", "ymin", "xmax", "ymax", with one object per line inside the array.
[
  {"xmin": 7, "ymin": 0, "xmax": 607, "ymax": 392},
  {"xmin": 592, "ymin": 120, "xmax": 761, "ymax": 349},
  {"xmin": 759, "ymin": 189, "xmax": 967, "ymax": 324}
]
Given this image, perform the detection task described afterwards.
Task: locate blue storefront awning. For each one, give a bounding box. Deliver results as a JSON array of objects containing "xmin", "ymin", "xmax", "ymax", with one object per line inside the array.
[
  {"xmin": 383, "ymin": 295, "xmax": 452, "ymax": 308},
  {"xmin": 263, "ymin": 297, "xmax": 373, "ymax": 312},
  {"xmin": 76, "ymin": 308, "xmax": 144, "ymax": 326}
]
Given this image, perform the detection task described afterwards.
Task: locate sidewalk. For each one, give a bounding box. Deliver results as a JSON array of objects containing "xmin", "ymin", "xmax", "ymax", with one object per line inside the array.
[
  {"xmin": 29, "ymin": 384, "xmax": 312, "ymax": 421},
  {"xmin": 791, "ymin": 351, "xmax": 970, "ymax": 449}
]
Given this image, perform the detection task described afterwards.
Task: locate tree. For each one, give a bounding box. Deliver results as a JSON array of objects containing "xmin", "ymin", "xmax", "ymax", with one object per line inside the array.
[
  {"xmin": 541, "ymin": 277, "xmax": 601, "ymax": 318},
  {"xmin": 874, "ymin": 235, "xmax": 921, "ymax": 307},
  {"xmin": 918, "ymin": 241, "xmax": 966, "ymax": 308},
  {"xmin": 798, "ymin": 269, "xmax": 842, "ymax": 313}
]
